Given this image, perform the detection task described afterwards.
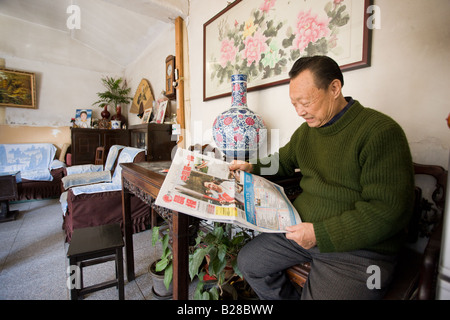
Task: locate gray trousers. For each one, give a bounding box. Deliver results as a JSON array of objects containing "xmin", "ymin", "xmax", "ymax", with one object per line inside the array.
[{"xmin": 237, "ymin": 233, "xmax": 397, "ymax": 300}]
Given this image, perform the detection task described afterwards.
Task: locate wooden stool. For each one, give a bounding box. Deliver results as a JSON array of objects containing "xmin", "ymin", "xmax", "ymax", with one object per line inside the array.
[{"xmin": 67, "ymin": 224, "xmax": 125, "ymax": 300}]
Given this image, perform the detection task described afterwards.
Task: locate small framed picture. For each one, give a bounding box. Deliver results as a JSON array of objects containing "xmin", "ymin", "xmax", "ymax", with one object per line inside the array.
[
  {"xmin": 154, "ymin": 100, "xmax": 168, "ymax": 124},
  {"xmin": 141, "ymin": 108, "xmax": 152, "ymax": 123},
  {"xmin": 75, "ymin": 109, "xmax": 92, "ymax": 128}
]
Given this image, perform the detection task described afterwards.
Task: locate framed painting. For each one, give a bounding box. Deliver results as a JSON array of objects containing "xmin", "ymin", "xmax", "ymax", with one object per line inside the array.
[
  {"xmin": 152, "ymin": 100, "xmax": 168, "ymax": 124},
  {"xmin": 75, "ymin": 109, "xmax": 92, "ymax": 128},
  {"xmin": 142, "ymin": 108, "xmax": 152, "ymax": 124},
  {"xmin": 203, "ymin": 0, "xmax": 372, "ymax": 101},
  {"xmin": 0, "ymin": 68, "xmax": 37, "ymax": 108}
]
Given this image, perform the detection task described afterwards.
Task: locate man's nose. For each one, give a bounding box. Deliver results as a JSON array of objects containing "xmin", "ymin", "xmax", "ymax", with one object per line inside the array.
[{"xmin": 296, "ymin": 107, "xmax": 307, "ymax": 117}]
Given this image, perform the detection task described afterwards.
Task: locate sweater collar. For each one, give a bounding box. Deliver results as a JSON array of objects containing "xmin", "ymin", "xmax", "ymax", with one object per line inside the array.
[
  {"xmin": 321, "ymin": 97, "xmax": 355, "ymax": 128},
  {"xmin": 315, "ymin": 98, "xmax": 363, "ymax": 135}
]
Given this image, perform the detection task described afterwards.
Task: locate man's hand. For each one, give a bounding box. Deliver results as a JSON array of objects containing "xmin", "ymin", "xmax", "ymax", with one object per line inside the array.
[
  {"xmin": 229, "ymin": 160, "xmax": 253, "ymax": 173},
  {"xmin": 285, "ymin": 223, "xmax": 317, "ymax": 249}
]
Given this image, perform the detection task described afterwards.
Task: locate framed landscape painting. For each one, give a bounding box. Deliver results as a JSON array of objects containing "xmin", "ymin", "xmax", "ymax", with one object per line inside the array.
[
  {"xmin": 203, "ymin": 0, "xmax": 372, "ymax": 101},
  {"xmin": 0, "ymin": 68, "xmax": 37, "ymax": 108}
]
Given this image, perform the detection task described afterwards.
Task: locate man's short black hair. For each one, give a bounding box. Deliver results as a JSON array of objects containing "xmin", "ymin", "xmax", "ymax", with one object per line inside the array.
[{"xmin": 289, "ymin": 56, "xmax": 344, "ymax": 90}]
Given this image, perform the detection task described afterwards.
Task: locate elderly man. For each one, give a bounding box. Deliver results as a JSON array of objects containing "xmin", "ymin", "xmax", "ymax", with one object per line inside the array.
[{"xmin": 231, "ymin": 56, "xmax": 414, "ymax": 300}]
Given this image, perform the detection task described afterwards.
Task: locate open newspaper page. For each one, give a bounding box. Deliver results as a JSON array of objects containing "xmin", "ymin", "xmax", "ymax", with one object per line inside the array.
[{"xmin": 155, "ymin": 148, "xmax": 301, "ymax": 233}]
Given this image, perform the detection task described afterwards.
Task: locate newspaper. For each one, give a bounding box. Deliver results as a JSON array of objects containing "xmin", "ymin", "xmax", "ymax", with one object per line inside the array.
[{"xmin": 155, "ymin": 148, "xmax": 302, "ymax": 233}]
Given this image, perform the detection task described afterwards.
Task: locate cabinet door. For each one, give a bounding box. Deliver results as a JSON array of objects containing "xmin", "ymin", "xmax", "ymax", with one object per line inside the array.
[
  {"xmin": 71, "ymin": 129, "xmax": 102, "ymax": 165},
  {"xmin": 148, "ymin": 125, "xmax": 177, "ymax": 161},
  {"xmin": 103, "ymin": 130, "xmax": 130, "ymax": 154}
]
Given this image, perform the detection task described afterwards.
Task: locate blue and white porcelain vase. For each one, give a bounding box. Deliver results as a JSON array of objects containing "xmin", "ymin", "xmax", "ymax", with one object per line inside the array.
[{"xmin": 212, "ymin": 74, "xmax": 266, "ymax": 160}]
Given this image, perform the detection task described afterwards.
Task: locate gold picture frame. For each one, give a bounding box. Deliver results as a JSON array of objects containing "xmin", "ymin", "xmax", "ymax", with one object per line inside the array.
[{"xmin": 0, "ymin": 68, "xmax": 37, "ymax": 109}]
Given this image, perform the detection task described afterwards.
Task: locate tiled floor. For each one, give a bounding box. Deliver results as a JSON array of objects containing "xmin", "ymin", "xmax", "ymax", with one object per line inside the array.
[{"xmin": 0, "ymin": 198, "xmax": 177, "ymax": 300}]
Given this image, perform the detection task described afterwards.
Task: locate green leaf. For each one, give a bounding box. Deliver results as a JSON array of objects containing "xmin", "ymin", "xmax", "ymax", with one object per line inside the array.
[
  {"xmin": 209, "ymin": 286, "xmax": 220, "ymax": 300},
  {"xmin": 217, "ymin": 244, "xmax": 227, "ymax": 261},
  {"xmin": 189, "ymin": 248, "xmax": 207, "ymax": 280},
  {"xmin": 151, "ymin": 226, "xmax": 160, "ymax": 246},
  {"xmin": 161, "ymin": 233, "xmax": 169, "ymax": 251},
  {"xmin": 155, "ymin": 258, "xmax": 168, "ymax": 272},
  {"xmin": 230, "ymin": 257, "xmax": 242, "ymax": 278},
  {"xmin": 164, "ymin": 262, "xmax": 173, "ymax": 290},
  {"xmin": 209, "ymin": 255, "xmax": 227, "ymax": 277}
]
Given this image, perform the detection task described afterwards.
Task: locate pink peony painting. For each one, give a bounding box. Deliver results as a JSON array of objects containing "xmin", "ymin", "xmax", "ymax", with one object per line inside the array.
[{"xmin": 204, "ymin": 0, "xmax": 370, "ymax": 100}]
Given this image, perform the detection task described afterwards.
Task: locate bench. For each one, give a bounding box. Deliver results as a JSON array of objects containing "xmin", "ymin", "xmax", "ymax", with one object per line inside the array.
[{"xmin": 266, "ymin": 163, "xmax": 448, "ymax": 300}]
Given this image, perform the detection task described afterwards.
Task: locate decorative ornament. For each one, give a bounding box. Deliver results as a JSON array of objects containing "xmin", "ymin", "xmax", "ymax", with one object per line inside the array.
[{"xmin": 212, "ymin": 74, "xmax": 266, "ymax": 160}]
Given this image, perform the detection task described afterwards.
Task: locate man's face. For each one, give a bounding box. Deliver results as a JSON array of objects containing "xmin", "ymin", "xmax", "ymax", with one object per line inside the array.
[{"xmin": 289, "ymin": 70, "xmax": 337, "ymax": 128}]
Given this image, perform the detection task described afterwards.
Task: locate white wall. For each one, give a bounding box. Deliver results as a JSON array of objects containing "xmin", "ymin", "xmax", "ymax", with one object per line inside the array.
[
  {"xmin": 187, "ymin": 0, "xmax": 450, "ymax": 168},
  {"xmin": 124, "ymin": 24, "xmax": 176, "ymax": 126},
  {"xmin": 2, "ymin": 56, "xmax": 120, "ymax": 126}
]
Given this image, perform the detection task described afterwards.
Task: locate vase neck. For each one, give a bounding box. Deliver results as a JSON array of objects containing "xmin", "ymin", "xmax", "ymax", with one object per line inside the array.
[{"xmin": 231, "ymin": 74, "xmax": 248, "ymax": 108}]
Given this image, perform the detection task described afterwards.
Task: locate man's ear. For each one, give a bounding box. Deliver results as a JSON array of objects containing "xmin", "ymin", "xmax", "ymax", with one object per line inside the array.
[{"xmin": 328, "ymin": 79, "xmax": 342, "ymax": 99}]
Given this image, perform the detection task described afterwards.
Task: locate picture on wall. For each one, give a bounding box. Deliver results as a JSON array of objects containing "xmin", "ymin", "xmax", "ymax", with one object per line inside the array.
[
  {"xmin": 0, "ymin": 68, "xmax": 37, "ymax": 108},
  {"xmin": 75, "ymin": 109, "xmax": 92, "ymax": 128},
  {"xmin": 203, "ymin": 0, "xmax": 372, "ymax": 101}
]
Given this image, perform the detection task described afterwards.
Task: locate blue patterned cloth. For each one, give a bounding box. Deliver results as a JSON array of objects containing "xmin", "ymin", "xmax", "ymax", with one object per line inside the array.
[
  {"xmin": 0, "ymin": 143, "xmax": 57, "ymax": 181},
  {"xmin": 59, "ymin": 147, "xmax": 144, "ymax": 214}
]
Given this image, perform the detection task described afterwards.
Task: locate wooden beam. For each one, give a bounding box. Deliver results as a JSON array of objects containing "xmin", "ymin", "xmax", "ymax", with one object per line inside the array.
[{"xmin": 175, "ymin": 16, "xmax": 185, "ymax": 148}]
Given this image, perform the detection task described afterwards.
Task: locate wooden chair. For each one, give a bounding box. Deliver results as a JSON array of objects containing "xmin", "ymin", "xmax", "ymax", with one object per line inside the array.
[
  {"xmin": 94, "ymin": 146, "xmax": 106, "ymax": 166},
  {"xmin": 269, "ymin": 163, "xmax": 448, "ymax": 300}
]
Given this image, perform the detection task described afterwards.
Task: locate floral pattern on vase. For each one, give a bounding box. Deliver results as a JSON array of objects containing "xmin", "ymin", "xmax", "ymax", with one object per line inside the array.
[{"xmin": 213, "ymin": 74, "xmax": 266, "ymax": 160}]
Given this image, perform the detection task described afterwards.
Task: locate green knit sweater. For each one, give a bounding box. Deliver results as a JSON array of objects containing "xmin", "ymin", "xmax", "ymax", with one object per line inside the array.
[{"xmin": 254, "ymin": 100, "xmax": 415, "ymax": 254}]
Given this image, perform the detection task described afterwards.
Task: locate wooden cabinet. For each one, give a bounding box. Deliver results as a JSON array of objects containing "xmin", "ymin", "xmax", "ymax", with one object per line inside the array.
[
  {"xmin": 129, "ymin": 123, "xmax": 177, "ymax": 161},
  {"xmin": 71, "ymin": 128, "xmax": 130, "ymax": 165}
]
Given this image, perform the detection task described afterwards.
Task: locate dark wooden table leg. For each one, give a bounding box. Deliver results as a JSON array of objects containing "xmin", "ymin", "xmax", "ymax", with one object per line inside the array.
[
  {"xmin": 121, "ymin": 185, "xmax": 135, "ymax": 281},
  {"xmin": 171, "ymin": 210, "xmax": 189, "ymax": 300}
]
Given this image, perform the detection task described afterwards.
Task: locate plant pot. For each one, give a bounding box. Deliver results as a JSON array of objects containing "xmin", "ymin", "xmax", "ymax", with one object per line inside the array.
[{"xmin": 149, "ymin": 261, "xmax": 173, "ymax": 299}]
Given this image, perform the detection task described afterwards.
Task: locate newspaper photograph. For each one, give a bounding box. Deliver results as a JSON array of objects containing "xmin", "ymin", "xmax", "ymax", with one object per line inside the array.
[{"xmin": 155, "ymin": 148, "xmax": 301, "ymax": 233}]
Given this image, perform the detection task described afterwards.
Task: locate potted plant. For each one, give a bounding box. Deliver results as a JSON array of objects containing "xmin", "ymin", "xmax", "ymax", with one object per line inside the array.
[
  {"xmin": 189, "ymin": 223, "xmax": 252, "ymax": 300},
  {"xmin": 93, "ymin": 76, "xmax": 132, "ymax": 122},
  {"xmin": 150, "ymin": 225, "xmax": 173, "ymax": 298}
]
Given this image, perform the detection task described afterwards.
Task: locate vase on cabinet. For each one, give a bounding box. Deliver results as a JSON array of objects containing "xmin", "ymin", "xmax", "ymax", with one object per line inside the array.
[
  {"xmin": 111, "ymin": 106, "xmax": 126, "ymax": 128},
  {"xmin": 101, "ymin": 105, "xmax": 110, "ymax": 119},
  {"xmin": 212, "ymin": 74, "xmax": 266, "ymax": 160}
]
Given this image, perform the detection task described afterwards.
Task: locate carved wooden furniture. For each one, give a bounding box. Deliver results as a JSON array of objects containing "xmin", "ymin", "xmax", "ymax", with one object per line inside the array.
[
  {"xmin": 71, "ymin": 128, "xmax": 130, "ymax": 165},
  {"xmin": 129, "ymin": 123, "xmax": 176, "ymax": 161},
  {"xmin": 273, "ymin": 163, "xmax": 448, "ymax": 300},
  {"xmin": 121, "ymin": 161, "xmax": 190, "ymax": 300},
  {"xmin": 67, "ymin": 224, "xmax": 124, "ymax": 300}
]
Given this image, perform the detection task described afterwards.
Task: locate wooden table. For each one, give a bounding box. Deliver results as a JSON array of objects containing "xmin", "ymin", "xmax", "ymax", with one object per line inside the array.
[{"xmin": 120, "ymin": 161, "xmax": 190, "ymax": 300}]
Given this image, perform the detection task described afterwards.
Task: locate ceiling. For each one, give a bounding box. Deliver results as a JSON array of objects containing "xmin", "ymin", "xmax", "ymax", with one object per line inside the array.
[{"xmin": 0, "ymin": 0, "xmax": 189, "ymax": 73}]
